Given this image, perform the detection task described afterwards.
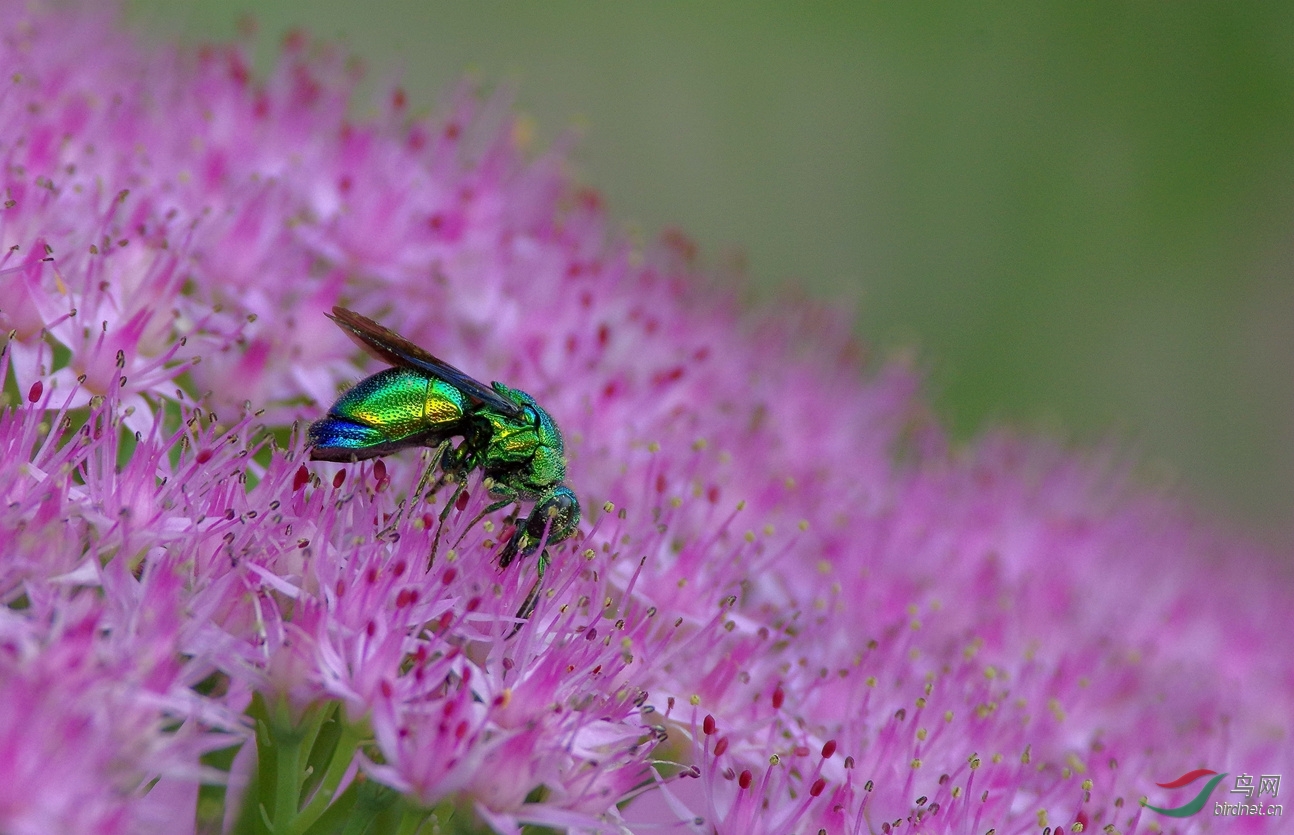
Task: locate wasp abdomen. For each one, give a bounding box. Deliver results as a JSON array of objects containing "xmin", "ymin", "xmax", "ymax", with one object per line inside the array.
[{"xmin": 309, "ymin": 367, "xmax": 467, "ymax": 461}]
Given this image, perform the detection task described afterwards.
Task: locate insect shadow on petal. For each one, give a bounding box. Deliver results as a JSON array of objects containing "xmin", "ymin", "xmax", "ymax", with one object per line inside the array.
[{"xmin": 308, "ymin": 306, "xmax": 581, "ymax": 632}]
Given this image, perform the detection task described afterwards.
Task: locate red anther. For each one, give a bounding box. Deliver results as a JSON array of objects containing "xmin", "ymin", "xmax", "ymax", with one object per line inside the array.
[
  {"xmin": 455, "ymin": 490, "xmax": 470, "ymax": 511},
  {"xmin": 293, "ymin": 465, "xmax": 309, "ymax": 491},
  {"xmin": 822, "ymin": 739, "xmax": 837, "ymax": 759},
  {"xmin": 738, "ymin": 770, "xmax": 752, "ymax": 789},
  {"xmin": 392, "ymin": 559, "xmax": 407, "ymax": 577},
  {"xmin": 444, "ymin": 122, "xmax": 461, "ymax": 141},
  {"xmin": 651, "ymin": 365, "xmax": 684, "ymax": 385},
  {"xmin": 597, "ymin": 323, "xmax": 610, "ymax": 348},
  {"xmin": 706, "ymin": 485, "xmax": 720, "ymax": 504},
  {"xmin": 373, "ymin": 459, "xmax": 387, "ymax": 481},
  {"xmin": 333, "ymin": 469, "xmax": 346, "ymax": 488},
  {"xmin": 441, "ymin": 567, "xmax": 457, "ymax": 585},
  {"xmin": 772, "ymin": 685, "xmax": 785, "ymax": 709},
  {"xmin": 465, "ymin": 596, "xmax": 481, "ymax": 612},
  {"xmin": 703, "ymin": 714, "xmax": 716, "ymax": 736},
  {"xmin": 810, "ymin": 778, "xmax": 826, "ymax": 797},
  {"xmin": 195, "ymin": 449, "xmax": 213, "ymax": 464},
  {"xmin": 365, "ymin": 567, "xmax": 378, "ymax": 584},
  {"xmin": 335, "ymin": 579, "xmax": 346, "ymax": 596},
  {"xmin": 391, "ymin": 87, "xmax": 407, "ymax": 110},
  {"xmin": 655, "ymin": 474, "xmax": 667, "ymax": 494},
  {"xmin": 379, "ymin": 680, "xmax": 392, "ymax": 698},
  {"xmin": 455, "ymin": 720, "xmax": 468, "ymax": 740},
  {"xmin": 395, "ymin": 589, "xmax": 417, "ymax": 608},
  {"xmin": 365, "ymin": 620, "xmax": 376, "ymax": 637},
  {"xmin": 26, "ymin": 380, "xmax": 42, "ymax": 403},
  {"xmin": 585, "ymin": 628, "xmax": 597, "ymax": 641},
  {"xmin": 713, "ymin": 737, "xmax": 729, "ymax": 757}
]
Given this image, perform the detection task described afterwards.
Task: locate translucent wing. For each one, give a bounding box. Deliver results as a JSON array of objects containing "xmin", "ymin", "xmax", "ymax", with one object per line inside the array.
[{"xmin": 327, "ymin": 306, "xmax": 524, "ymax": 418}]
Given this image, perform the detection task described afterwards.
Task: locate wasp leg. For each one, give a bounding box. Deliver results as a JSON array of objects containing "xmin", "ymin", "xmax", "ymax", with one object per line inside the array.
[
  {"xmin": 428, "ymin": 465, "xmax": 477, "ymax": 568},
  {"xmin": 454, "ymin": 499, "xmax": 519, "ymax": 550},
  {"xmin": 376, "ymin": 441, "xmax": 448, "ymax": 540},
  {"xmin": 507, "ymin": 548, "xmax": 549, "ymax": 640}
]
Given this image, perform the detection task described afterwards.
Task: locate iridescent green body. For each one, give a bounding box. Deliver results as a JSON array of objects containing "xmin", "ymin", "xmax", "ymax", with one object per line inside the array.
[
  {"xmin": 308, "ymin": 307, "xmax": 581, "ymax": 622},
  {"xmin": 314, "ymin": 367, "xmax": 468, "ymax": 458}
]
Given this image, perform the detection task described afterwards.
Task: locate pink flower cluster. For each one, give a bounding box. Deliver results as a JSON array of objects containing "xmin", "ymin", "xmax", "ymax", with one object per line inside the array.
[{"xmin": 0, "ymin": 6, "xmax": 1289, "ymax": 834}]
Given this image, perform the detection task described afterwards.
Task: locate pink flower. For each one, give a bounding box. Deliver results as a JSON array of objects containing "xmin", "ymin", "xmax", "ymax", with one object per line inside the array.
[{"xmin": 0, "ymin": 5, "xmax": 1289, "ymax": 835}]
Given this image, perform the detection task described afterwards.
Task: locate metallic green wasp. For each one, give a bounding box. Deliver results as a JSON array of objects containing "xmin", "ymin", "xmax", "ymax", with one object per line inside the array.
[{"xmin": 308, "ymin": 306, "xmax": 580, "ymax": 626}]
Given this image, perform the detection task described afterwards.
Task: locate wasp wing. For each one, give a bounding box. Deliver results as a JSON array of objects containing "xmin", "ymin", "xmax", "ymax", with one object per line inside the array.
[{"xmin": 327, "ymin": 306, "xmax": 525, "ymax": 418}]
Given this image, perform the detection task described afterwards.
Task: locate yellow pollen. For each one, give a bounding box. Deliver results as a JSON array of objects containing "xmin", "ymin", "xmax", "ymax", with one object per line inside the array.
[
  {"xmin": 692, "ymin": 438, "xmax": 708, "ymax": 450},
  {"xmin": 944, "ymin": 710, "xmax": 954, "ymax": 723},
  {"xmin": 602, "ymin": 501, "xmax": 615, "ymax": 513},
  {"xmin": 647, "ymin": 442, "xmax": 660, "ymax": 453},
  {"xmin": 743, "ymin": 531, "xmax": 756, "ymax": 543},
  {"xmin": 736, "ymin": 500, "xmax": 746, "ymax": 511},
  {"xmin": 763, "ymin": 524, "xmax": 774, "ymax": 536},
  {"xmin": 816, "ymin": 560, "xmax": 832, "ymax": 574},
  {"xmin": 689, "ymin": 694, "xmax": 700, "ymax": 705},
  {"xmin": 798, "ymin": 519, "xmax": 809, "ymax": 531}
]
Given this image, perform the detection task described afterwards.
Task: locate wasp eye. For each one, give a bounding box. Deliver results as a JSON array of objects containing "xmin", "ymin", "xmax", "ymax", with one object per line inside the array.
[{"xmin": 525, "ymin": 406, "xmax": 540, "ymax": 428}]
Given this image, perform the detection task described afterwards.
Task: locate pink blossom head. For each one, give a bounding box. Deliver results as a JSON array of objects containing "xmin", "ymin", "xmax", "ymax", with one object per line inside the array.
[{"xmin": 0, "ymin": 6, "xmax": 1289, "ymax": 835}]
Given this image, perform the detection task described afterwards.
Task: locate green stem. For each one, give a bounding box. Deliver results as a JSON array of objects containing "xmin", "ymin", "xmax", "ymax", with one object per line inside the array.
[
  {"xmin": 394, "ymin": 805, "xmax": 429, "ymax": 835},
  {"xmin": 273, "ymin": 722, "xmax": 304, "ymax": 833},
  {"xmin": 289, "ymin": 719, "xmax": 364, "ymax": 835},
  {"xmin": 340, "ymin": 780, "xmax": 398, "ymax": 835}
]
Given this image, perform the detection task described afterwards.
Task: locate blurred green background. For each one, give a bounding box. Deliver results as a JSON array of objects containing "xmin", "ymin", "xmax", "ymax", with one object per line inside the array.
[{"xmin": 127, "ymin": 2, "xmax": 1293, "ymax": 549}]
